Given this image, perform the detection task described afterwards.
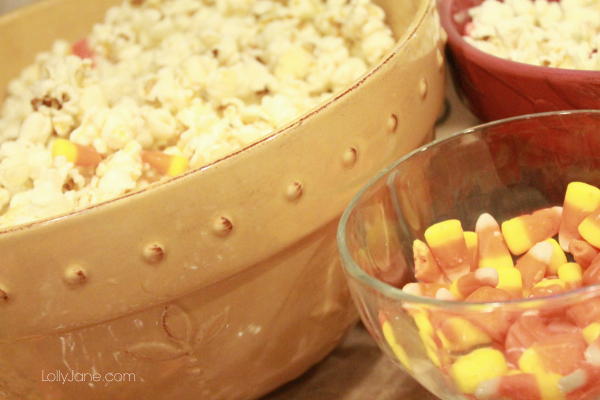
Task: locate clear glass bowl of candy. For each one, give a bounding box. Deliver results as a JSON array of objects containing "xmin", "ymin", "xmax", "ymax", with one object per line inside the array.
[{"xmin": 337, "ymin": 110, "xmax": 600, "ymax": 400}]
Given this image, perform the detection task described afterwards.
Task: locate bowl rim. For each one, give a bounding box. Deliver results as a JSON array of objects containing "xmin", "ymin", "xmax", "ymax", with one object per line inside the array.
[
  {"xmin": 438, "ymin": 0, "xmax": 600, "ymax": 78},
  {"xmin": 337, "ymin": 109, "xmax": 600, "ymax": 309}
]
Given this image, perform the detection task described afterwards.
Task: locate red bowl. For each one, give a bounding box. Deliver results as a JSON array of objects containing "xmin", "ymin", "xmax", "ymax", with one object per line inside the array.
[{"xmin": 439, "ymin": 0, "xmax": 600, "ymax": 122}]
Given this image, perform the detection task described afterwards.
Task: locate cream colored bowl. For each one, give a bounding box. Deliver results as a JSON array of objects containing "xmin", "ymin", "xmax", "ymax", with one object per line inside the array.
[{"xmin": 0, "ymin": 0, "xmax": 446, "ymax": 399}]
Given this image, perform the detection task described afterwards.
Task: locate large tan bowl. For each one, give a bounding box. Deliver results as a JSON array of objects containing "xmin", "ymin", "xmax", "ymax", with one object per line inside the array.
[{"xmin": 0, "ymin": 0, "xmax": 446, "ymax": 399}]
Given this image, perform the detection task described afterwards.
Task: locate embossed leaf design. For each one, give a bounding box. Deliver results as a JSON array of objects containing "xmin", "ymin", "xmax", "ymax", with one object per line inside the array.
[
  {"xmin": 124, "ymin": 341, "xmax": 187, "ymax": 361},
  {"xmin": 162, "ymin": 304, "xmax": 193, "ymax": 343},
  {"xmin": 194, "ymin": 306, "xmax": 230, "ymax": 347}
]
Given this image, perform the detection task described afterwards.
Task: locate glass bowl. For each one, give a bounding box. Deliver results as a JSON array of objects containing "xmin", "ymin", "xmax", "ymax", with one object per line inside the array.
[{"xmin": 338, "ymin": 110, "xmax": 600, "ymax": 400}]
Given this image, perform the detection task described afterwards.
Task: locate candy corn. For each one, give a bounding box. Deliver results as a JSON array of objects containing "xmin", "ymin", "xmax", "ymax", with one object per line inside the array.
[
  {"xmin": 395, "ymin": 181, "xmax": 600, "ymax": 400},
  {"xmin": 501, "ymin": 207, "xmax": 562, "ymax": 256},
  {"xmin": 476, "ymin": 213, "xmax": 514, "ymax": 270},
  {"xmin": 559, "ymin": 182, "xmax": 600, "ymax": 251},
  {"xmin": 529, "ymin": 278, "xmax": 571, "ymax": 299},
  {"xmin": 424, "ymin": 219, "xmax": 471, "ymax": 281},
  {"xmin": 545, "ymin": 238, "xmax": 567, "ymax": 276},
  {"xmin": 436, "ymin": 316, "xmax": 492, "ymax": 353},
  {"xmin": 51, "ymin": 138, "xmax": 102, "ymax": 167},
  {"xmin": 514, "ymin": 241, "xmax": 553, "ymax": 297},
  {"xmin": 141, "ymin": 150, "xmax": 189, "ymax": 177},
  {"xmin": 495, "ymin": 267, "xmax": 523, "ymax": 298},
  {"xmin": 451, "ymin": 348, "xmax": 508, "ymax": 394}
]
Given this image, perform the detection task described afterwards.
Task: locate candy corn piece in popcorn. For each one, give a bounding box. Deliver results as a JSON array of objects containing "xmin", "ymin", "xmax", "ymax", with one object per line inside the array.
[
  {"xmin": 569, "ymin": 239, "xmax": 599, "ymax": 269},
  {"xmin": 559, "ymin": 182, "xmax": 600, "ymax": 251},
  {"xmin": 424, "ymin": 219, "xmax": 471, "ymax": 281},
  {"xmin": 141, "ymin": 150, "xmax": 189, "ymax": 177},
  {"xmin": 413, "ymin": 239, "xmax": 449, "ymax": 284},
  {"xmin": 514, "ymin": 241, "xmax": 553, "ymax": 297},
  {"xmin": 501, "ymin": 206, "xmax": 562, "ymax": 256},
  {"xmin": 51, "ymin": 138, "xmax": 102, "ymax": 167},
  {"xmin": 476, "ymin": 213, "xmax": 514, "ymax": 270},
  {"xmin": 474, "ymin": 372, "xmax": 564, "ymax": 400}
]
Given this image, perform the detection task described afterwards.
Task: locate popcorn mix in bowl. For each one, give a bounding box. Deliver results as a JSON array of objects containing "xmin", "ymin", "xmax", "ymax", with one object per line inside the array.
[
  {"xmin": 0, "ymin": 0, "xmax": 396, "ymax": 229},
  {"xmin": 463, "ymin": 0, "xmax": 600, "ymax": 69}
]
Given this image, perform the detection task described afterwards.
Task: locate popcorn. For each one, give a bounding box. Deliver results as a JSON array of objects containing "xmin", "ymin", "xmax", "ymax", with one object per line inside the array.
[
  {"xmin": 465, "ymin": 0, "xmax": 600, "ymax": 69},
  {"xmin": 0, "ymin": 0, "xmax": 395, "ymax": 229}
]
